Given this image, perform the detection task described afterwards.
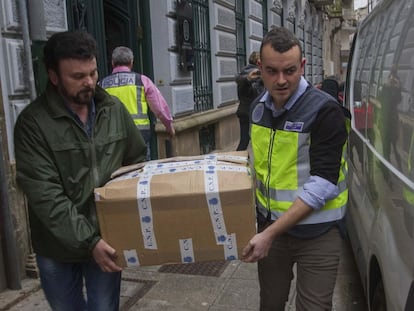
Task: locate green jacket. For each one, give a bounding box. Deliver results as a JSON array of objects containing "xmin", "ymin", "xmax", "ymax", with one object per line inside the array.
[{"xmin": 14, "ymin": 83, "xmax": 147, "ymax": 262}]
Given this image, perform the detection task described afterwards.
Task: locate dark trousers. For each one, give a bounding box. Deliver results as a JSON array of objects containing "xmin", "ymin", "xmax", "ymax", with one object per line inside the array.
[
  {"xmin": 258, "ymin": 224, "xmax": 343, "ymax": 311},
  {"xmin": 236, "ymin": 115, "xmax": 250, "ymax": 151},
  {"xmin": 140, "ymin": 129, "xmax": 151, "ymax": 160}
]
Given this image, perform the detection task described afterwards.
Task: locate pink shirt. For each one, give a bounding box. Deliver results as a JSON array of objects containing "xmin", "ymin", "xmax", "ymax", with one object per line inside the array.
[{"xmin": 112, "ymin": 66, "xmax": 174, "ymax": 135}]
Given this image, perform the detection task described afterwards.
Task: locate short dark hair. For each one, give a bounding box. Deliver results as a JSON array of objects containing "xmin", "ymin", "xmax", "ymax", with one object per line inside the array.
[
  {"xmin": 260, "ymin": 26, "xmax": 303, "ymax": 60},
  {"xmin": 43, "ymin": 31, "xmax": 98, "ymax": 73}
]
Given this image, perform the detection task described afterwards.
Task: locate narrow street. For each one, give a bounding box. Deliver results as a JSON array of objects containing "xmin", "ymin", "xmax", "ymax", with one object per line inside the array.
[{"xmin": 0, "ymin": 235, "xmax": 367, "ymax": 310}]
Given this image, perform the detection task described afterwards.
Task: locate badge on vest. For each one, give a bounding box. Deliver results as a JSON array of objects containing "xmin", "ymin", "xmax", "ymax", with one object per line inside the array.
[
  {"xmin": 283, "ymin": 121, "xmax": 304, "ymax": 132},
  {"xmin": 252, "ymin": 103, "xmax": 265, "ymax": 123}
]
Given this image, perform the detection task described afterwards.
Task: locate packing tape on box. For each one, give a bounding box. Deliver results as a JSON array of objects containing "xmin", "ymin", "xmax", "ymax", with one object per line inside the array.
[
  {"xmin": 203, "ymin": 157, "xmax": 228, "ymax": 244},
  {"xmin": 132, "ymin": 155, "xmax": 249, "ymax": 260},
  {"xmin": 123, "ymin": 249, "xmax": 140, "ymax": 267},
  {"xmin": 223, "ymin": 233, "xmax": 238, "ymax": 260},
  {"xmin": 202, "ymin": 156, "xmax": 240, "ymax": 260},
  {"xmin": 109, "ymin": 154, "xmax": 249, "ymax": 183},
  {"xmin": 179, "ymin": 238, "xmax": 195, "ymax": 263},
  {"xmin": 178, "ymin": 234, "xmax": 238, "ymax": 263},
  {"xmin": 137, "ymin": 174, "xmax": 158, "ymax": 250}
]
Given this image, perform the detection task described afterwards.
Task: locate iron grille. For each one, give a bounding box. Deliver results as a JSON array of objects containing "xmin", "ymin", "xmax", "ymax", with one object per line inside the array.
[
  {"xmin": 192, "ymin": 0, "xmax": 213, "ymax": 112},
  {"xmin": 235, "ymin": 0, "xmax": 246, "ymax": 73}
]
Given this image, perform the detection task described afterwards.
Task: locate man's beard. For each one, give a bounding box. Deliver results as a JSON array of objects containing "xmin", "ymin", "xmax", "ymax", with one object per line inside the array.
[{"xmin": 59, "ymin": 85, "xmax": 95, "ymax": 106}]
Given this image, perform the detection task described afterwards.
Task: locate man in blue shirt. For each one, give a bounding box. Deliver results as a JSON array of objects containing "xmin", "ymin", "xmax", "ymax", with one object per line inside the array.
[{"xmin": 242, "ymin": 26, "xmax": 350, "ymax": 311}]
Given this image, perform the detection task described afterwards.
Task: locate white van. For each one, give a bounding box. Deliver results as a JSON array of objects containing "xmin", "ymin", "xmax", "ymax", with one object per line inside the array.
[{"xmin": 345, "ymin": 0, "xmax": 414, "ymax": 310}]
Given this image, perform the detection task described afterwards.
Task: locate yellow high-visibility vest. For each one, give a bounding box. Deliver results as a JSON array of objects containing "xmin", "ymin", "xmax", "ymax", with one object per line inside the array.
[
  {"xmin": 100, "ymin": 72, "xmax": 150, "ymax": 130},
  {"xmin": 251, "ymin": 125, "xmax": 348, "ymax": 225},
  {"xmin": 250, "ymin": 87, "xmax": 349, "ymax": 225}
]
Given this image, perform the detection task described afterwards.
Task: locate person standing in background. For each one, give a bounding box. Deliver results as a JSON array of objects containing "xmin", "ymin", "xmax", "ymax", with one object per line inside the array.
[
  {"xmin": 235, "ymin": 51, "xmax": 264, "ymax": 151},
  {"xmin": 321, "ymin": 75, "xmax": 342, "ymax": 105},
  {"xmin": 379, "ymin": 64, "xmax": 402, "ymax": 170},
  {"xmin": 241, "ymin": 26, "xmax": 350, "ymax": 311},
  {"xmin": 14, "ymin": 31, "xmax": 147, "ymax": 310},
  {"xmin": 100, "ymin": 46, "xmax": 175, "ymax": 159}
]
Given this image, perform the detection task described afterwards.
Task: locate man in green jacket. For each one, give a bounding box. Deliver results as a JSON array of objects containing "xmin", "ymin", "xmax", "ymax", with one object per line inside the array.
[{"xmin": 14, "ymin": 30, "xmax": 147, "ymax": 311}]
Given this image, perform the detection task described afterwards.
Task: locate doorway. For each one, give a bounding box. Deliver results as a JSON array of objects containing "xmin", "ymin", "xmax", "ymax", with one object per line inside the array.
[
  {"xmin": 66, "ymin": 0, "xmax": 152, "ymax": 78},
  {"xmin": 66, "ymin": 0, "xmax": 157, "ymax": 157},
  {"xmin": 102, "ymin": 0, "xmax": 147, "ymax": 75}
]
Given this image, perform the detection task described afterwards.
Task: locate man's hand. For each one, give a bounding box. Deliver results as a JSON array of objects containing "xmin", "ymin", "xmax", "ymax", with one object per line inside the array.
[
  {"xmin": 242, "ymin": 198, "xmax": 313, "ymax": 263},
  {"xmin": 92, "ymin": 239, "xmax": 122, "ymax": 272},
  {"xmin": 247, "ymin": 69, "xmax": 261, "ymax": 81},
  {"xmin": 241, "ymin": 230, "xmax": 273, "ymax": 263}
]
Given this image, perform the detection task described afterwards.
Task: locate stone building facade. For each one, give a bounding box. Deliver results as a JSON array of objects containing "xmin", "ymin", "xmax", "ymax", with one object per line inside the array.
[{"xmin": 0, "ymin": 0, "xmax": 349, "ymax": 290}]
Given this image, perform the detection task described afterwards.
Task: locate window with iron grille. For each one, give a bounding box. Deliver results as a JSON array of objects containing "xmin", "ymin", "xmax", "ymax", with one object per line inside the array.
[
  {"xmin": 192, "ymin": 0, "xmax": 213, "ymax": 112},
  {"xmin": 235, "ymin": 0, "xmax": 246, "ymax": 73}
]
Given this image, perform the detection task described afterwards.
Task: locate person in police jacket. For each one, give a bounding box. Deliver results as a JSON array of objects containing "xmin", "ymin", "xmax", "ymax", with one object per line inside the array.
[{"xmin": 242, "ymin": 26, "xmax": 351, "ymax": 311}]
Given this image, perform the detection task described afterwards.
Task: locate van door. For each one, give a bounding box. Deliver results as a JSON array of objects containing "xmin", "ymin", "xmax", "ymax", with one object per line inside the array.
[
  {"xmin": 346, "ymin": 20, "xmax": 379, "ymax": 271},
  {"xmin": 346, "ymin": 0, "xmax": 414, "ymax": 309}
]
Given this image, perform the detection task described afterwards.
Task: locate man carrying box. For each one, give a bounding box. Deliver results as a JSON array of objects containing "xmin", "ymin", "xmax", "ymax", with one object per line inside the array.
[
  {"xmin": 241, "ymin": 26, "xmax": 350, "ymax": 311},
  {"xmin": 14, "ymin": 31, "xmax": 147, "ymax": 310}
]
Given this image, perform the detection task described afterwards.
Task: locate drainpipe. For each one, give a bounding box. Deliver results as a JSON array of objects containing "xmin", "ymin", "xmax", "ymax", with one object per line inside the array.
[
  {"xmin": 17, "ymin": 0, "xmax": 37, "ymax": 101},
  {"xmin": 27, "ymin": 0, "xmax": 47, "ymax": 41},
  {"xmin": 0, "ymin": 136, "xmax": 21, "ymax": 290}
]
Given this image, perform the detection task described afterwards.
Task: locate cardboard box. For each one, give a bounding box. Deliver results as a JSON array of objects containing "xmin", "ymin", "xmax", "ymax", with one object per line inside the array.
[{"xmin": 94, "ymin": 151, "xmax": 256, "ymax": 267}]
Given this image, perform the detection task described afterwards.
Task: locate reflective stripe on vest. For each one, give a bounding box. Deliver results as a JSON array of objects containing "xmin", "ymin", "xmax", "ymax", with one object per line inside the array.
[
  {"xmin": 101, "ymin": 72, "xmax": 150, "ymax": 130},
  {"xmin": 251, "ymin": 124, "xmax": 348, "ymax": 225}
]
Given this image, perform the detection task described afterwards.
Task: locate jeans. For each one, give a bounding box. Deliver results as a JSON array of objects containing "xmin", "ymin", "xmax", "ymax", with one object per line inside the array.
[
  {"xmin": 140, "ymin": 129, "xmax": 151, "ymax": 160},
  {"xmin": 36, "ymin": 255, "xmax": 121, "ymax": 311}
]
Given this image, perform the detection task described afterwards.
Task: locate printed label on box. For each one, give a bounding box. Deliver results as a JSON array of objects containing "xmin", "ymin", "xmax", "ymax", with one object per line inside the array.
[
  {"xmin": 137, "ymin": 175, "xmax": 158, "ymax": 249},
  {"xmin": 179, "ymin": 238, "xmax": 195, "ymax": 263},
  {"xmin": 204, "ymin": 160, "xmax": 228, "ymax": 244},
  {"xmin": 123, "ymin": 249, "xmax": 140, "ymax": 267},
  {"xmin": 223, "ymin": 233, "xmax": 238, "ymax": 260}
]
